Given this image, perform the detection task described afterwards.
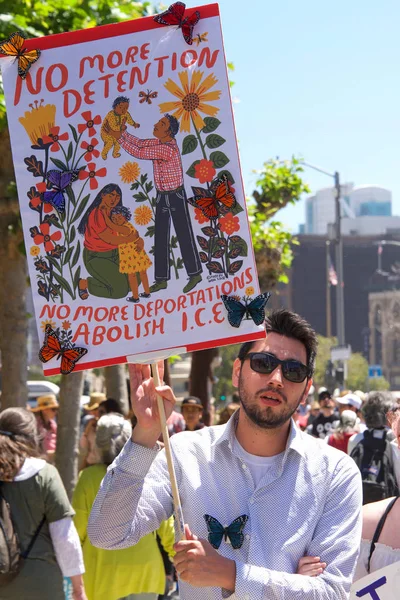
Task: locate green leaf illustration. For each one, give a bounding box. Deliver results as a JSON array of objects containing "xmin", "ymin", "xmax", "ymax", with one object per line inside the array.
[
  {"xmin": 145, "ymin": 225, "xmax": 155, "ymax": 238},
  {"xmin": 171, "ymin": 235, "xmax": 178, "ymax": 249},
  {"xmin": 218, "ymin": 170, "xmax": 235, "ymax": 184},
  {"xmin": 46, "ymin": 255, "xmax": 62, "ymax": 273},
  {"xmin": 177, "ymin": 257, "xmax": 184, "ymax": 269},
  {"xmin": 145, "ymin": 181, "xmax": 153, "ymax": 194},
  {"xmin": 66, "ymin": 186, "xmax": 76, "ymax": 208},
  {"xmin": 50, "ymin": 157, "xmax": 68, "ymax": 171},
  {"xmin": 66, "ymin": 141, "xmax": 73, "ymax": 162},
  {"xmin": 24, "ymin": 155, "xmax": 44, "ymax": 178},
  {"xmin": 186, "ymin": 160, "xmax": 201, "ymax": 178},
  {"xmin": 69, "ymin": 124, "xmax": 78, "ymax": 143},
  {"xmin": 206, "ymin": 134, "xmax": 226, "ymax": 149},
  {"xmin": 133, "ymin": 191, "xmax": 147, "ymax": 202},
  {"xmin": 206, "ymin": 261, "xmax": 224, "ymax": 274},
  {"xmin": 71, "ymin": 240, "xmax": 81, "ymax": 268},
  {"xmin": 196, "ymin": 236, "xmax": 209, "ymax": 251},
  {"xmin": 228, "ymin": 260, "xmax": 243, "ymax": 275},
  {"xmin": 73, "ymin": 266, "xmax": 81, "ymax": 291},
  {"xmin": 69, "ymin": 226, "xmax": 76, "ymax": 244},
  {"xmin": 53, "ymin": 271, "xmax": 74, "ymax": 298},
  {"xmin": 73, "ymin": 194, "xmax": 91, "ymax": 223},
  {"xmin": 63, "ymin": 247, "xmax": 73, "ymax": 265},
  {"xmin": 231, "ymin": 202, "xmax": 244, "ymax": 216},
  {"xmin": 210, "ymin": 151, "xmax": 229, "ymax": 169},
  {"xmin": 182, "ymin": 135, "xmax": 198, "ymax": 155},
  {"xmin": 202, "ymin": 117, "xmax": 221, "ymax": 133},
  {"xmin": 199, "ymin": 252, "xmax": 208, "ymax": 263}
]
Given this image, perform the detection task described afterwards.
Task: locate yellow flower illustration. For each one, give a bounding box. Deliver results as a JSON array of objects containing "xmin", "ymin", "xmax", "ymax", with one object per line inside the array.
[
  {"xmin": 30, "ymin": 246, "xmax": 40, "ymax": 257},
  {"xmin": 245, "ymin": 286, "xmax": 255, "ymax": 296},
  {"xmin": 134, "ymin": 206, "xmax": 153, "ymax": 226},
  {"xmin": 41, "ymin": 319, "xmax": 56, "ymax": 332},
  {"xmin": 19, "ymin": 100, "xmax": 56, "ymax": 145},
  {"xmin": 159, "ymin": 70, "xmax": 221, "ymax": 132},
  {"xmin": 119, "ymin": 161, "xmax": 140, "ymax": 184}
]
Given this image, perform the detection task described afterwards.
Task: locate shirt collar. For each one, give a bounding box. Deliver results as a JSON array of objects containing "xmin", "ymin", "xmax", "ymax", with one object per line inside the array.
[{"xmin": 213, "ymin": 409, "xmax": 305, "ymax": 459}]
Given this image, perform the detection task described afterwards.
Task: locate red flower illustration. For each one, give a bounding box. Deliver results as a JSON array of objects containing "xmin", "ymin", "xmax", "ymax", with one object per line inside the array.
[
  {"xmin": 78, "ymin": 111, "xmax": 102, "ymax": 136},
  {"xmin": 42, "ymin": 126, "xmax": 69, "ymax": 152},
  {"xmin": 219, "ymin": 212, "xmax": 240, "ymax": 235},
  {"xmin": 194, "ymin": 208, "xmax": 209, "ymax": 224},
  {"xmin": 33, "ymin": 223, "xmax": 62, "ymax": 252},
  {"xmin": 194, "ymin": 159, "xmax": 216, "ymax": 184},
  {"xmin": 30, "ymin": 194, "xmax": 53, "ymax": 214},
  {"xmin": 36, "ymin": 182, "xmax": 47, "ymax": 193},
  {"xmin": 79, "ymin": 162, "xmax": 107, "ymax": 190},
  {"xmin": 81, "ymin": 138, "xmax": 100, "ymax": 162}
]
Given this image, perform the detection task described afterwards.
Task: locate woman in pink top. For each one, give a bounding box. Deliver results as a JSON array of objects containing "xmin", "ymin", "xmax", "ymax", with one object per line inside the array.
[
  {"xmin": 30, "ymin": 394, "xmax": 59, "ymax": 459},
  {"xmin": 77, "ymin": 183, "xmax": 144, "ymax": 300}
]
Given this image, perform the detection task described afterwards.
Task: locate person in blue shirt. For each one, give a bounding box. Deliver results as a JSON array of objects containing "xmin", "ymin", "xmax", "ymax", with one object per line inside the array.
[{"xmin": 88, "ymin": 309, "xmax": 362, "ymax": 600}]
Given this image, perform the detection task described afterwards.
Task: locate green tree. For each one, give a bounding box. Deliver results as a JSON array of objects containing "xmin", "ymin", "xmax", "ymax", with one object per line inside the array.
[
  {"xmin": 346, "ymin": 353, "xmax": 369, "ymax": 391},
  {"xmin": 368, "ymin": 377, "xmax": 391, "ymax": 392}
]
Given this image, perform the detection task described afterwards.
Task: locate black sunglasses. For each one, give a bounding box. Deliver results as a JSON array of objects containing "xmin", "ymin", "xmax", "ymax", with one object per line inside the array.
[{"xmin": 246, "ymin": 352, "xmax": 311, "ymax": 383}]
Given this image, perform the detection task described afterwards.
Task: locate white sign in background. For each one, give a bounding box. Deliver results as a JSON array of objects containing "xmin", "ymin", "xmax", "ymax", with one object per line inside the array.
[
  {"xmin": 1, "ymin": 6, "xmax": 264, "ymax": 374},
  {"xmin": 350, "ymin": 561, "xmax": 400, "ymax": 599}
]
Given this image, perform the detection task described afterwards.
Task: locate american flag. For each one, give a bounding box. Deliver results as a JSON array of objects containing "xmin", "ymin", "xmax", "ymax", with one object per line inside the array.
[{"xmin": 329, "ymin": 257, "xmax": 338, "ymax": 286}]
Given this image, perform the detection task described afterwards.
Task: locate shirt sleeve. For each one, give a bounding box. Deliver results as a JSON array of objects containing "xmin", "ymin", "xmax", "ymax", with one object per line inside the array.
[
  {"xmin": 88, "ymin": 438, "xmax": 176, "ymax": 549},
  {"xmin": 125, "ymin": 112, "xmax": 135, "ymax": 126},
  {"xmin": 120, "ymin": 131, "xmax": 175, "ymax": 161},
  {"xmin": 49, "ymin": 517, "xmax": 85, "ymax": 577},
  {"xmin": 41, "ymin": 464, "xmax": 75, "ymax": 523},
  {"xmin": 233, "ymin": 455, "xmax": 362, "ymax": 599}
]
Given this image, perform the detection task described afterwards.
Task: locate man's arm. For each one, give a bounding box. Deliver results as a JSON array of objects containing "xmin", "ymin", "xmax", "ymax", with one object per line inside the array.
[
  {"xmin": 119, "ymin": 131, "xmax": 175, "ymax": 161},
  {"xmin": 88, "ymin": 364, "xmax": 178, "ymax": 550},
  {"xmin": 174, "ymin": 454, "xmax": 362, "ymax": 599}
]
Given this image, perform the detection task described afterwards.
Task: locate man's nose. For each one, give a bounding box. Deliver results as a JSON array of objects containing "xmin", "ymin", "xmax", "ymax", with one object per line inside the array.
[{"xmin": 268, "ymin": 365, "xmax": 284, "ymax": 388}]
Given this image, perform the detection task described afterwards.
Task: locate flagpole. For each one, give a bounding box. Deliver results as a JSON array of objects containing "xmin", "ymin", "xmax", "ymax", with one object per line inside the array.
[{"xmin": 326, "ymin": 240, "xmax": 332, "ymax": 338}]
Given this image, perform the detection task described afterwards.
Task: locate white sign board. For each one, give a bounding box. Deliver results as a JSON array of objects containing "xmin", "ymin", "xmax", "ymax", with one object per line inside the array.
[{"xmin": 350, "ymin": 561, "xmax": 400, "ymax": 599}]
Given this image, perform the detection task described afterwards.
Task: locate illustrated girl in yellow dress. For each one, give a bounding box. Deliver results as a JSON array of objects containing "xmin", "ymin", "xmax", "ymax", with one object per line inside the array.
[
  {"xmin": 102, "ymin": 205, "xmax": 152, "ymax": 303},
  {"xmin": 101, "ymin": 96, "xmax": 140, "ymax": 159}
]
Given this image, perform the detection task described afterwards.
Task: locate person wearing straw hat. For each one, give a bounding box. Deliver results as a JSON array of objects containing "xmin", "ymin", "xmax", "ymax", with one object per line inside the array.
[
  {"xmin": 88, "ymin": 309, "xmax": 362, "ymax": 600},
  {"xmin": 80, "ymin": 392, "xmax": 106, "ymax": 470},
  {"xmin": 30, "ymin": 394, "xmax": 59, "ymax": 460}
]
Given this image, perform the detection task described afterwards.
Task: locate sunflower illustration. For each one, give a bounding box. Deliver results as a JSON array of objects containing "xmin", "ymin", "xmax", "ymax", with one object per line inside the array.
[
  {"xmin": 134, "ymin": 206, "xmax": 153, "ymax": 226},
  {"xmin": 159, "ymin": 70, "xmax": 221, "ymax": 132},
  {"xmin": 41, "ymin": 319, "xmax": 56, "ymax": 332},
  {"xmin": 119, "ymin": 161, "xmax": 141, "ymax": 184}
]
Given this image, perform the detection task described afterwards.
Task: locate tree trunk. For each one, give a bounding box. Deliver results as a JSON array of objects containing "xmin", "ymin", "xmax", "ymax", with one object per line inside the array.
[
  {"xmin": 189, "ymin": 349, "xmax": 218, "ymax": 426},
  {"xmin": 55, "ymin": 370, "xmax": 85, "ymax": 499},
  {"xmin": 104, "ymin": 364, "xmax": 129, "ymax": 415},
  {"xmin": 163, "ymin": 359, "xmax": 171, "ymax": 386},
  {"xmin": 0, "ymin": 129, "xmax": 28, "ymax": 409}
]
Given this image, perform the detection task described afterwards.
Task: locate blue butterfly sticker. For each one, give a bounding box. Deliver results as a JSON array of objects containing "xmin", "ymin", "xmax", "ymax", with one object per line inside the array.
[
  {"xmin": 204, "ymin": 514, "xmax": 248, "ymax": 549},
  {"xmin": 43, "ymin": 170, "xmax": 79, "ymax": 213},
  {"xmin": 221, "ymin": 292, "xmax": 271, "ymax": 328}
]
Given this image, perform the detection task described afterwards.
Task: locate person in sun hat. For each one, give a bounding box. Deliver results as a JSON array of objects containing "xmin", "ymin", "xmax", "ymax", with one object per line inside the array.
[
  {"xmin": 30, "ymin": 394, "xmax": 59, "ymax": 459},
  {"xmin": 79, "ymin": 392, "xmax": 106, "ymax": 470}
]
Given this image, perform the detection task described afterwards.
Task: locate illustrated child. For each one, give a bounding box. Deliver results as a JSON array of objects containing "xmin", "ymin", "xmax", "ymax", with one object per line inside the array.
[
  {"xmin": 101, "ymin": 96, "xmax": 140, "ymax": 159},
  {"xmin": 102, "ymin": 205, "xmax": 152, "ymax": 303}
]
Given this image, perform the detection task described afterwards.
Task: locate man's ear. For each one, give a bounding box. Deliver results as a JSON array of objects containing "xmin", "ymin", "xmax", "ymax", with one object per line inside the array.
[
  {"xmin": 232, "ymin": 358, "xmax": 241, "ymax": 388},
  {"xmin": 300, "ymin": 378, "xmax": 313, "ymax": 405}
]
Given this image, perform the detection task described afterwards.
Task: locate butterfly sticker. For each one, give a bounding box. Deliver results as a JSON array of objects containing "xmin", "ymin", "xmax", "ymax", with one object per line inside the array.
[
  {"xmin": 188, "ymin": 174, "xmax": 236, "ymax": 221},
  {"xmin": 194, "ymin": 32, "xmax": 208, "ymax": 46},
  {"xmin": 0, "ymin": 31, "xmax": 41, "ymax": 80},
  {"xmin": 204, "ymin": 515, "xmax": 248, "ymax": 550},
  {"xmin": 221, "ymin": 292, "xmax": 271, "ymax": 328},
  {"xmin": 153, "ymin": 2, "xmax": 200, "ymax": 45},
  {"xmin": 138, "ymin": 90, "xmax": 158, "ymax": 104},
  {"xmin": 39, "ymin": 324, "xmax": 88, "ymax": 375},
  {"xmin": 43, "ymin": 170, "xmax": 79, "ymax": 213}
]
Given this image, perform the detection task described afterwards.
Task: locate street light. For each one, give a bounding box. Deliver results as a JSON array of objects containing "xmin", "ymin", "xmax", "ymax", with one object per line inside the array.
[{"xmin": 301, "ymin": 161, "xmax": 345, "ymax": 347}]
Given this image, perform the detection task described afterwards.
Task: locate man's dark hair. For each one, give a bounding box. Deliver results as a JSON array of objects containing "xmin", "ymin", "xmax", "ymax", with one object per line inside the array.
[
  {"xmin": 165, "ymin": 113, "xmax": 179, "ymax": 138},
  {"xmin": 362, "ymin": 391, "xmax": 395, "ymax": 429},
  {"xmin": 237, "ymin": 308, "xmax": 318, "ymax": 376},
  {"xmin": 110, "ymin": 205, "xmax": 132, "ymax": 221},
  {"xmin": 112, "ymin": 96, "xmax": 129, "ymax": 109}
]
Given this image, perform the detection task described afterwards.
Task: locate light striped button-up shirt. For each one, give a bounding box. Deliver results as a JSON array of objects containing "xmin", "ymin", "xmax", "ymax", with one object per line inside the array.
[{"xmin": 88, "ymin": 414, "xmax": 362, "ymax": 599}]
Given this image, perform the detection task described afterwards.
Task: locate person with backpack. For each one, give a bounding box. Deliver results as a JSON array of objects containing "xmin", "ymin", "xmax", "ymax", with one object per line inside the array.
[
  {"xmin": 0, "ymin": 407, "xmax": 87, "ymax": 600},
  {"xmin": 348, "ymin": 391, "xmax": 398, "ymax": 505}
]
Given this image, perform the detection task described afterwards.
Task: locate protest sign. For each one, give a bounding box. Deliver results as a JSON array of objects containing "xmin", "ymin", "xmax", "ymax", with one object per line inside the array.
[
  {"xmin": 350, "ymin": 562, "xmax": 400, "ymax": 599},
  {"xmin": 1, "ymin": 3, "xmax": 265, "ymax": 375}
]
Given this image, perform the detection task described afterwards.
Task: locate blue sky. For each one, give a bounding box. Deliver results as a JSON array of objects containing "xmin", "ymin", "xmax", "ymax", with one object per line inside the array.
[{"xmin": 185, "ymin": 0, "xmax": 400, "ymax": 232}]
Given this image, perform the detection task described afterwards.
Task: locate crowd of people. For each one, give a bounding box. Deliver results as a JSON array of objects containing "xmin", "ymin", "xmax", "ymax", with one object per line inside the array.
[{"xmin": 1, "ymin": 308, "xmax": 400, "ymax": 599}]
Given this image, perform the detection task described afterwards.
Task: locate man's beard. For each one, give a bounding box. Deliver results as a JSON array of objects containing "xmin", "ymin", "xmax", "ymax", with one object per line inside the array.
[{"xmin": 238, "ymin": 371, "xmax": 304, "ymax": 430}]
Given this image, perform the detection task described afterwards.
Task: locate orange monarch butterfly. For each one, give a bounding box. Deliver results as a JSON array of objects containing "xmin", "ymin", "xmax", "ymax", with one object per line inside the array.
[
  {"xmin": 138, "ymin": 90, "xmax": 158, "ymax": 104},
  {"xmin": 39, "ymin": 325, "xmax": 88, "ymax": 375},
  {"xmin": 188, "ymin": 174, "xmax": 236, "ymax": 220},
  {"xmin": 194, "ymin": 32, "xmax": 208, "ymax": 46},
  {"xmin": 0, "ymin": 31, "xmax": 41, "ymax": 80}
]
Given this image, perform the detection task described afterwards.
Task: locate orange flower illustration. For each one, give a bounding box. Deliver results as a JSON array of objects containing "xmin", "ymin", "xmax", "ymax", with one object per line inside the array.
[
  {"xmin": 159, "ymin": 70, "xmax": 221, "ymax": 132},
  {"xmin": 194, "ymin": 208, "xmax": 209, "ymax": 224},
  {"xmin": 134, "ymin": 206, "xmax": 153, "ymax": 226},
  {"xmin": 30, "ymin": 246, "xmax": 40, "ymax": 257},
  {"xmin": 219, "ymin": 212, "xmax": 240, "ymax": 235},
  {"xmin": 194, "ymin": 159, "xmax": 216, "ymax": 184},
  {"xmin": 119, "ymin": 161, "xmax": 141, "ymax": 184},
  {"xmin": 245, "ymin": 286, "xmax": 255, "ymax": 296},
  {"xmin": 62, "ymin": 320, "xmax": 71, "ymax": 330}
]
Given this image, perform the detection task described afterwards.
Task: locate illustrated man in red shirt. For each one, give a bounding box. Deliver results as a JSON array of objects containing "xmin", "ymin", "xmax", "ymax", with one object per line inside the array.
[{"xmin": 104, "ymin": 115, "xmax": 202, "ymax": 294}]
